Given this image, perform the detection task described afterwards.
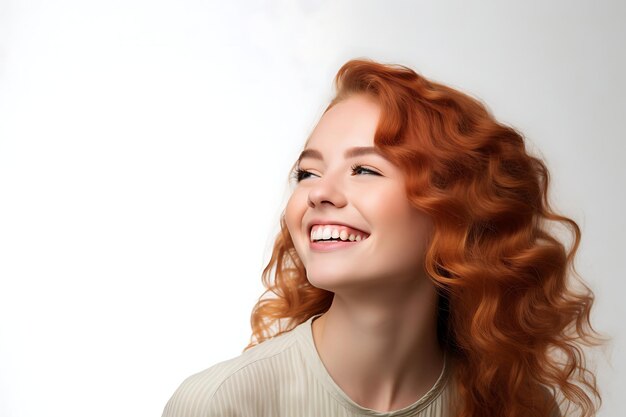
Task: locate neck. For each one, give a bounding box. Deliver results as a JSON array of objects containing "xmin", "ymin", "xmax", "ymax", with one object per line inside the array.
[{"xmin": 311, "ymin": 279, "xmax": 444, "ymax": 412}]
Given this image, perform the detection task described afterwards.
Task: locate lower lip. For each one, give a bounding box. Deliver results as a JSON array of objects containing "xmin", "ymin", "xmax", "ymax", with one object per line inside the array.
[{"xmin": 309, "ymin": 239, "xmax": 367, "ymax": 252}]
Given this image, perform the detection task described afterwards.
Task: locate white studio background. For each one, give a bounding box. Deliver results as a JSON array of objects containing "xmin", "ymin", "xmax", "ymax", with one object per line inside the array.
[{"xmin": 0, "ymin": 1, "xmax": 623, "ymax": 416}]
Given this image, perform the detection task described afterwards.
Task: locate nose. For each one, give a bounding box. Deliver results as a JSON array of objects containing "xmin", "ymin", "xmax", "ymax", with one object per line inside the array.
[{"xmin": 307, "ymin": 171, "xmax": 348, "ymax": 209}]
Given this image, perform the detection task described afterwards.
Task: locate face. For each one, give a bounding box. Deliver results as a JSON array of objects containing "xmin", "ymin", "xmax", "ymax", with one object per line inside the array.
[{"xmin": 285, "ymin": 94, "xmax": 434, "ymax": 292}]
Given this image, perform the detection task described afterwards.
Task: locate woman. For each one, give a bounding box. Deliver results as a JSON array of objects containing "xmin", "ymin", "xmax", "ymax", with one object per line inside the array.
[{"xmin": 162, "ymin": 59, "xmax": 604, "ymax": 417}]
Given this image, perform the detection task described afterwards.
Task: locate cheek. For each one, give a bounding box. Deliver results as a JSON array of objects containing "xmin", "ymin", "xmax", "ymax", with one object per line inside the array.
[
  {"xmin": 285, "ymin": 191, "xmax": 305, "ymax": 237},
  {"xmin": 284, "ymin": 196, "xmax": 297, "ymax": 235},
  {"xmin": 364, "ymin": 188, "xmax": 411, "ymax": 225},
  {"xmin": 369, "ymin": 190, "xmax": 432, "ymax": 245}
]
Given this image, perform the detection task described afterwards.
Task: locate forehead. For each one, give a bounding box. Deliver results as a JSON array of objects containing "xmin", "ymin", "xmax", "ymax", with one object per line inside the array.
[{"xmin": 305, "ymin": 94, "xmax": 381, "ymax": 151}]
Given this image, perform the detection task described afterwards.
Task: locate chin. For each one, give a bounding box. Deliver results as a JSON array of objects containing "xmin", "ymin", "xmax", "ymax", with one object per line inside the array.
[
  {"xmin": 305, "ymin": 271, "xmax": 346, "ymax": 291},
  {"xmin": 306, "ymin": 270, "xmax": 372, "ymax": 292}
]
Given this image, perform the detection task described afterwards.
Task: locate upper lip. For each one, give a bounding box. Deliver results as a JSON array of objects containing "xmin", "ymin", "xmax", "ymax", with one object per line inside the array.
[{"xmin": 306, "ymin": 219, "xmax": 370, "ymax": 235}]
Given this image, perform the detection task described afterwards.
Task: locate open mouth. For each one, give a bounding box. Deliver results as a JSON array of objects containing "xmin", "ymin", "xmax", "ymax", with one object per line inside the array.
[{"xmin": 309, "ymin": 224, "xmax": 370, "ymax": 243}]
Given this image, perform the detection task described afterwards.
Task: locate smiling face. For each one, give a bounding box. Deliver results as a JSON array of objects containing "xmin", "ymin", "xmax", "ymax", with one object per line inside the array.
[{"xmin": 285, "ymin": 94, "xmax": 435, "ymax": 292}]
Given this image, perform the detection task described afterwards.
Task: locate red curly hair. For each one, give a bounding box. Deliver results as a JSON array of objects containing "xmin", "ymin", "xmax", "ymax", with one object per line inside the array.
[{"xmin": 244, "ymin": 58, "xmax": 605, "ymax": 417}]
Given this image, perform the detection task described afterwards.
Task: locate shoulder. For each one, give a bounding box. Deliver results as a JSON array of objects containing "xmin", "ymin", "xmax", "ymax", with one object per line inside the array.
[{"xmin": 161, "ymin": 329, "xmax": 299, "ymax": 417}]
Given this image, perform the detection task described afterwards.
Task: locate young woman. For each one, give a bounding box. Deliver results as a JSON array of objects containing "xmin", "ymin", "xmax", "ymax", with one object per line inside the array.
[{"xmin": 162, "ymin": 59, "xmax": 604, "ymax": 417}]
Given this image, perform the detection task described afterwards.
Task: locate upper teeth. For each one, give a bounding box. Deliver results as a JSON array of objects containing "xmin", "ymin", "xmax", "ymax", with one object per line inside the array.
[{"xmin": 310, "ymin": 225, "xmax": 368, "ymax": 242}]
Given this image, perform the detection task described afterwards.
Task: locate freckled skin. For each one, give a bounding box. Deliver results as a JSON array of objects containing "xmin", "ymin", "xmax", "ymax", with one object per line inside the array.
[
  {"xmin": 285, "ymin": 94, "xmax": 434, "ymax": 291},
  {"xmin": 283, "ymin": 94, "xmax": 444, "ymax": 412}
]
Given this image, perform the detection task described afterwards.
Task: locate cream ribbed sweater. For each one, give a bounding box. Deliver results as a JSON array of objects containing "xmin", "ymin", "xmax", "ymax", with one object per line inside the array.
[{"xmin": 162, "ymin": 313, "xmax": 455, "ymax": 417}]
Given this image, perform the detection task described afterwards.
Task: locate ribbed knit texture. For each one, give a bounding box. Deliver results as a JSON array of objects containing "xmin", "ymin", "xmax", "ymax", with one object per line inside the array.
[{"xmin": 162, "ymin": 313, "xmax": 454, "ymax": 417}]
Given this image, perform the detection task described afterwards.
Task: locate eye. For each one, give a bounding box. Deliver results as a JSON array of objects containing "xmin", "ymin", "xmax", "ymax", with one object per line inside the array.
[
  {"xmin": 292, "ymin": 167, "xmax": 315, "ymax": 182},
  {"xmin": 291, "ymin": 164, "xmax": 381, "ymax": 183},
  {"xmin": 350, "ymin": 164, "xmax": 381, "ymax": 176}
]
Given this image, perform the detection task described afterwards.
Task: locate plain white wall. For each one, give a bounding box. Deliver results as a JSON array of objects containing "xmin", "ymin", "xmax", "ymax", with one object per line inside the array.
[{"xmin": 0, "ymin": 1, "xmax": 623, "ymax": 416}]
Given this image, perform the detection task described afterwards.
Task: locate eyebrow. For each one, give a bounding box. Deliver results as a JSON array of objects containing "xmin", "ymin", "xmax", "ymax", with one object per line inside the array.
[{"xmin": 297, "ymin": 146, "xmax": 387, "ymax": 163}]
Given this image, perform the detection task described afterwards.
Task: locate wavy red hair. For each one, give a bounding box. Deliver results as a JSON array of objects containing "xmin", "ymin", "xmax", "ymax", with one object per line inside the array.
[{"xmin": 243, "ymin": 59, "xmax": 605, "ymax": 417}]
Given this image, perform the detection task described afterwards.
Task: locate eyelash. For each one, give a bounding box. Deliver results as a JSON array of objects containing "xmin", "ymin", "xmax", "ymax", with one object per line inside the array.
[{"xmin": 291, "ymin": 164, "xmax": 380, "ymax": 183}]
